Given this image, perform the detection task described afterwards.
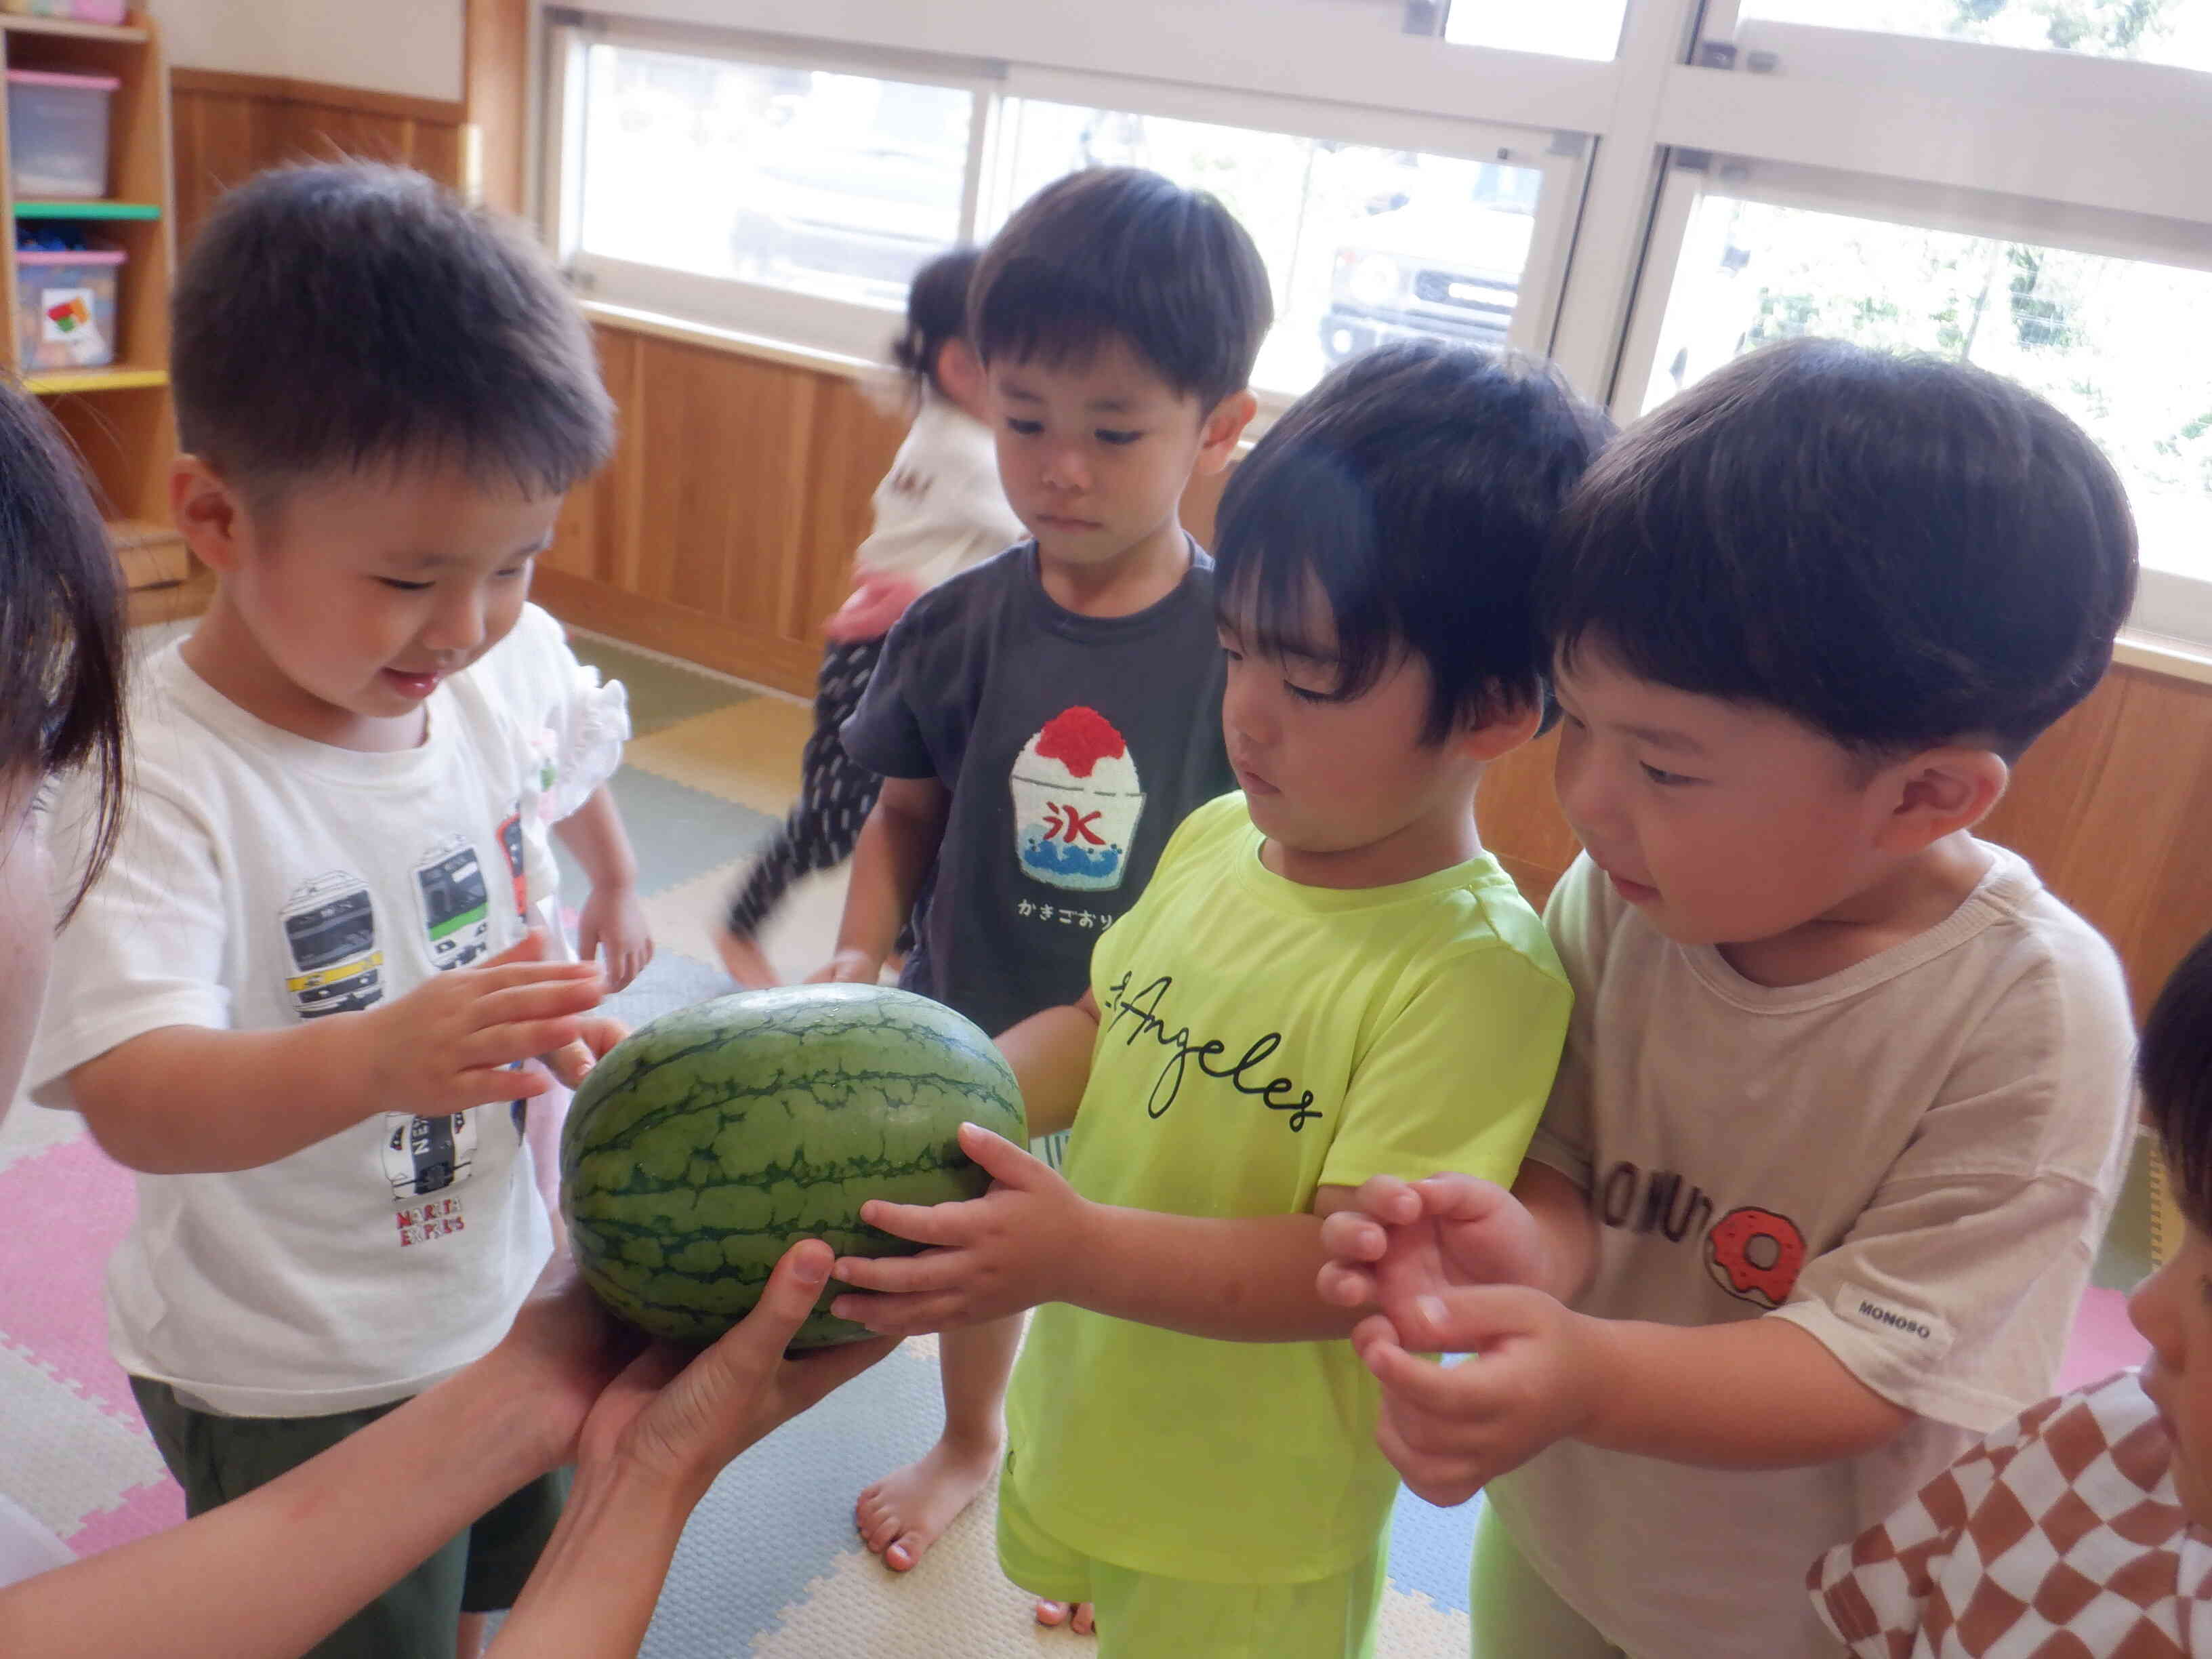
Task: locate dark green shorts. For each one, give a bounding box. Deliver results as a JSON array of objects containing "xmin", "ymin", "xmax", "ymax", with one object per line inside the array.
[{"xmin": 129, "ymin": 1376, "xmax": 570, "ymax": 1659}]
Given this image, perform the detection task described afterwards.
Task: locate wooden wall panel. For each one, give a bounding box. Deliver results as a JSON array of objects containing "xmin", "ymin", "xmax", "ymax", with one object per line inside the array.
[
  {"xmin": 170, "ymin": 68, "xmax": 466, "ymax": 249},
  {"xmin": 544, "ymin": 327, "xmax": 909, "ymax": 696},
  {"xmin": 465, "ymin": 0, "xmax": 529, "ymax": 213},
  {"xmin": 1990, "ymin": 669, "xmax": 2212, "ymax": 1015},
  {"xmin": 545, "ymin": 324, "xmax": 1244, "ymax": 701},
  {"xmin": 799, "ymin": 380, "xmax": 911, "ymax": 637}
]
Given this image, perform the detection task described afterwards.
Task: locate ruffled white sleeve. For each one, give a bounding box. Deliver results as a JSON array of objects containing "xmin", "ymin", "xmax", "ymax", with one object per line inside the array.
[
  {"xmin": 477, "ymin": 603, "xmax": 632, "ymax": 827},
  {"xmin": 541, "ymin": 664, "xmax": 630, "ymax": 822}
]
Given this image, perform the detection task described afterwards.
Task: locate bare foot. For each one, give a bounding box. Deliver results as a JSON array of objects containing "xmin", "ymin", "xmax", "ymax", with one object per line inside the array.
[
  {"xmin": 854, "ymin": 1434, "xmax": 1002, "ymax": 1572},
  {"xmin": 718, "ymin": 929, "xmax": 780, "ymax": 990},
  {"xmin": 1035, "ymin": 1601, "xmax": 1096, "ymax": 1635}
]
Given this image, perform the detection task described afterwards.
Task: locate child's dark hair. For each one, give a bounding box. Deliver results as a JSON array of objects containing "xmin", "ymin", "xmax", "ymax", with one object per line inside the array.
[
  {"xmin": 1537, "ymin": 337, "xmax": 2137, "ymax": 761},
  {"xmin": 891, "ymin": 247, "xmax": 980, "ymax": 400},
  {"xmin": 2142, "ymin": 930, "xmax": 2212, "ymax": 1235},
  {"xmin": 0, "ymin": 378, "xmax": 125, "ymax": 918},
  {"xmin": 969, "ymin": 167, "xmax": 1271, "ymax": 410},
  {"xmin": 1214, "ymin": 340, "xmax": 1614, "ymax": 740},
  {"xmin": 171, "ymin": 162, "xmax": 614, "ymax": 501}
]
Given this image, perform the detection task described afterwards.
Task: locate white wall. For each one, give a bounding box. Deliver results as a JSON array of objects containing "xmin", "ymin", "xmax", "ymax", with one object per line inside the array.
[{"xmin": 151, "ymin": 0, "xmax": 465, "ymax": 103}]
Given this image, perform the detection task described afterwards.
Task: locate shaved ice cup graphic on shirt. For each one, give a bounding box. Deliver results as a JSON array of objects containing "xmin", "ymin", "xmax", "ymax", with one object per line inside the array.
[{"xmin": 1012, "ymin": 707, "xmax": 1146, "ymax": 893}]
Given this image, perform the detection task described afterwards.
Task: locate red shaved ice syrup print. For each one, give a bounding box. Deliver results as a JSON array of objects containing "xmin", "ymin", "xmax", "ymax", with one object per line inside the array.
[
  {"xmin": 1033, "ymin": 705, "xmax": 1128, "ymax": 779},
  {"xmin": 1010, "ymin": 707, "xmax": 1147, "ymax": 893}
]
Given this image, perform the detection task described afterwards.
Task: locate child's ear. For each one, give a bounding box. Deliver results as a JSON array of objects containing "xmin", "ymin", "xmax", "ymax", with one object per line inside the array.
[
  {"xmin": 1192, "ymin": 390, "xmax": 1258, "ymax": 477},
  {"xmin": 936, "ymin": 337, "xmax": 987, "ymax": 415},
  {"xmin": 1877, "ymin": 745, "xmax": 2009, "ymax": 852},
  {"xmin": 1455, "ymin": 696, "xmax": 1544, "ymax": 763},
  {"xmin": 170, "ymin": 455, "xmax": 249, "ymax": 574}
]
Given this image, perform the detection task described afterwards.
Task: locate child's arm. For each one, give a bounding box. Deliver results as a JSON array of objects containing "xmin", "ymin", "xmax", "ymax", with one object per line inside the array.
[
  {"xmin": 823, "ymin": 573, "xmax": 926, "ymax": 642},
  {"xmin": 1351, "ymin": 1287, "xmax": 1911, "ymax": 1507},
  {"xmin": 556, "ymin": 783, "xmax": 652, "ymax": 991},
  {"xmin": 837, "ymin": 937, "xmax": 1566, "ymax": 1344},
  {"xmin": 830, "ymin": 1122, "xmax": 1368, "ymax": 1343},
  {"xmin": 811, "ymin": 776, "xmax": 947, "ymax": 984},
  {"xmin": 990, "ymin": 989, "xmax": 1101, "ymax": 1139},
  {"xmin": 68, "ymin": 933, "xmax": 602, "ymax": 1174}
]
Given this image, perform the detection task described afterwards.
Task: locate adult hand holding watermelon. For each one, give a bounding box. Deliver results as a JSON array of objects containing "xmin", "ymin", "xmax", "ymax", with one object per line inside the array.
[
  {"xmin": 560, "ymin": 984, "xmax": 1028, "ymax": 1349},
  {"xmin": 493, "ymin": 1238, "xmax": 895, "ymax": 1654}
]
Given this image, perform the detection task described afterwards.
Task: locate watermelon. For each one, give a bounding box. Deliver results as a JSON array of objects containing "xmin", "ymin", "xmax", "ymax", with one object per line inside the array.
[{"xmin": 559, "ymin": 983, "xmax": 1026, "ymax": 1350}]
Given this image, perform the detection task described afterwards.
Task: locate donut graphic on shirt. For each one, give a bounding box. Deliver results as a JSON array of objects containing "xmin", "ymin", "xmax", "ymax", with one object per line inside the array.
[
  {"xmin": 1704, "ymin": 1206, "xmax": 1807, "ymax": 1309},
  {"xmin": 1010, "ymin": 707, "xmax": 1145, "ymax": 893}
]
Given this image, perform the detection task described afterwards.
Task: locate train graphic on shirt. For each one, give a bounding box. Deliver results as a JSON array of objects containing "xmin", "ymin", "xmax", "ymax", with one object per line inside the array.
[
  {"xmin": 281, "ymin": 872, "xmax": 384, "ymax": 1019},
  {"xmin": 495, "ymin": 804, "xmax": 529, "ymax": 919},
  {"xmin": 380, "ymin": 1109, "xmax": 478, "ymax": 1197},
  {"xmin": 413, "ymin": 836, "xmax": 492, "ymax": 969}
]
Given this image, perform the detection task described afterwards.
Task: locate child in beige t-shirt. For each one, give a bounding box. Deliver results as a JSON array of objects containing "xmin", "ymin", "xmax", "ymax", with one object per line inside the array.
[{"xmin": 1318, "ymin": 338, "xmax": 2141, "ymax": 1659}]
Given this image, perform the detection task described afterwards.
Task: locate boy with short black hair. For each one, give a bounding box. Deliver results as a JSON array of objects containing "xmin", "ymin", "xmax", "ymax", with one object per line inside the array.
[
  {"xmin": 830, "ymin": 340, "xmax": 1614, "ymax": 1656},
  {"xmin": 829, "ymin": 165, "xmax": 1269, "ymax": 1582},
  {"xmin": 27, "ymin": 161, "xmax": 629, "ymax": 1659},
  {"xmin": 1319, "ymin": 337, "xmax": 2142, "ymax": 1659}
]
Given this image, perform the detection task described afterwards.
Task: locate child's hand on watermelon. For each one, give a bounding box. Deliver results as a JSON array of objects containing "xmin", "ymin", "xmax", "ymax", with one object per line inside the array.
[
  {"xmin": 367, "ymin": 930, "xmax": 605, "ymax": 1113},
  {"xmin": 543, "ymin": 1015, "xmax": 629, "ymax": 1090},
  {"xmin": 806, "ymin": 947, "xmax": 886, "ymax": 987},
  {"xmin": 829, "ymin": 1123, "xmax": 1084, "ymax": 1334}
]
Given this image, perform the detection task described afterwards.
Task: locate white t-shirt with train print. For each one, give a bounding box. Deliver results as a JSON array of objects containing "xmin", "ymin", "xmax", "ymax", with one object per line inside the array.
[{"xmin": 27, "ymin": 613, "xmax": 613, "ymax": 1417}]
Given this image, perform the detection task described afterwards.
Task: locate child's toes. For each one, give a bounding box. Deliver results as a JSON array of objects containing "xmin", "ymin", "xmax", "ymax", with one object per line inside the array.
[
  {"xmin": 1035, "ymin": 1600, "xmax": 1070, "ymax": 1628},
  {"xmin": 1070, "ymin": 1603, "xmax": 1097, "ymax": 1636},
  {"xmin": 854, "ymin": 1489, "xmax": 902, "ymax": 1556}
]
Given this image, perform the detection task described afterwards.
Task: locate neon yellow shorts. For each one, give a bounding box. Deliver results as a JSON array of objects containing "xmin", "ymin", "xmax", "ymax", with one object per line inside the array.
[{"xmin": 995, "ymin": 1464, "xmax": 1389, "ymax": 1659}]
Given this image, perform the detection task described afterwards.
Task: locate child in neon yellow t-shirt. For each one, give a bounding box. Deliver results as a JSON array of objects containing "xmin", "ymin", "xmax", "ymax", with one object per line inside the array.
[{"xmin": 827, "ymin": 339, "xmax": 1614, "ymax": 1658}]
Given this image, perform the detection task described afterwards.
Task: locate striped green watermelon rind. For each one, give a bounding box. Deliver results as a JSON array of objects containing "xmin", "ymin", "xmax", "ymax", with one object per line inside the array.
[{"xmin": 559, "ymin": 983, "xmax": 1027, "ymax": 1349}]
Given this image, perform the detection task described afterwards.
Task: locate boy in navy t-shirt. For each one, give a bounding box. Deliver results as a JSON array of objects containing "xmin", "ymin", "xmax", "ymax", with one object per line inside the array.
[{"xmin": 823, "ymin": 167, "xmax": 1267, "ymax": 1620}]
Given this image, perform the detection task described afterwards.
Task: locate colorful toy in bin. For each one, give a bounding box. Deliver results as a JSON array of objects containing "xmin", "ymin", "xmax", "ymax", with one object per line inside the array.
[{"xmin": 15, "ymin": 242, "xmax": 123, "ymax": 369}]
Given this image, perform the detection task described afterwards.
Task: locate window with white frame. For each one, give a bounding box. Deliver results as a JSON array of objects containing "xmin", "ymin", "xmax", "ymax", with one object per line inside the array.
[
  {"xmin": 984, "ymin": 97, "xmax": 1565, "ymax": 393},
  {"xmin": 1627, "ymin": 175, "xmax": 2212, "ymax": 596},
  {"xmin": 572, "ymin": 45, "xmax": 973, "ymax": 308},
  {"xmin": 1739, "ymin": 0, "xmax": 2212, "ymax": 72},
  {"xmin": 541, "ymin": 0, "xmax": 2212, "ymax": 648},
  {"xmin": 1440, "ymin": 0, "xmax": 1632, "ymax": 60},
  {"xmin": 548, "ymin": 16, "xmax": 1588, "ymax": 394}
]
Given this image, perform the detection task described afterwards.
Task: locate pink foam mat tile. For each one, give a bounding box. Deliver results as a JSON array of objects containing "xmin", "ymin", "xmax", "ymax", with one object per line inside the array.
[
  {"xmin": 0, "ymin": 1132, "xmax": 143, "ymax": 1421},
  {"xmin": 62, "ymin": 1477, "xmax": 184, "ymax": 1556},
  {"xmin": 2055, "ymin": 1285, "xmax": 2150, "ymax": 1394}
]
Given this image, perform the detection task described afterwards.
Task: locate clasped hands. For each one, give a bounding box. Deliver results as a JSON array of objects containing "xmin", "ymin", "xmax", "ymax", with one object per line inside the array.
[{"xmin": 1315, "ymin": 1173, "xmax": 1608, "ymax": 1507}]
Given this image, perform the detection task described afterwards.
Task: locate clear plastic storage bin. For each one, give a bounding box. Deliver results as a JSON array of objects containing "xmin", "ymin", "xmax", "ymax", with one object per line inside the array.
[
  {"xmin": 6, "ymin": 70, "xmax": 118, "ymax": 199},
  {"xmin": 16, "ymin": 245, "xmax": 122, "ymax": 369}
]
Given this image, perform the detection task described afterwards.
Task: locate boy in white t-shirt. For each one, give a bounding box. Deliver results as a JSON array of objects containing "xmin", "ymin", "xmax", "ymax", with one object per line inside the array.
[
  {"xmin": 26, "ymin": 163, "xmax": 626, "ymax": 1659},
  {"xmin": 1317, "ymin": 339, "xmax": 2142, "ymax": 1659}
]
